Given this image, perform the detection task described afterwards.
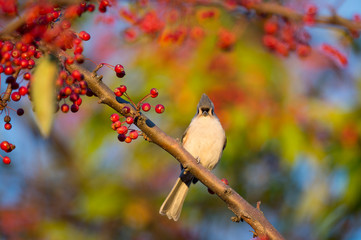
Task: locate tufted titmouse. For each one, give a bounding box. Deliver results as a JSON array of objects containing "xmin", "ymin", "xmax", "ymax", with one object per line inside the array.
[{"xmin": 159, "ymin": 93, "xmax": 226, "ymax": 221}]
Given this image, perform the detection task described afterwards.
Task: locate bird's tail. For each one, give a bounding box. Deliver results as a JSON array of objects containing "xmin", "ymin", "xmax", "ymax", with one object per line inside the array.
[{"xmin": 159, "ymin": 178, "xmax": 190, "ymax": 221}]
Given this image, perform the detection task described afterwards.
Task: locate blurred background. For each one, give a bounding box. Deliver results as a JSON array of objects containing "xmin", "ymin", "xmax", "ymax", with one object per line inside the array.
[{"xmin": 1, "ymin": 0, "xmax": 361, "ymax": 239}]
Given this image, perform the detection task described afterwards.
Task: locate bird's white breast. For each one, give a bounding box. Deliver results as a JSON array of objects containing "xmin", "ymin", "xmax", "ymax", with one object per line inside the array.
[{"xmin": 182, "ymin": 116, "xmax": 225, "ymax": 170}]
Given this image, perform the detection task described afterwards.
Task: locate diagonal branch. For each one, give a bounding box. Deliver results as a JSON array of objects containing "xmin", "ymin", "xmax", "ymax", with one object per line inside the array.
[{"xmin": 60, "ymin": 52, "xmax": 285, "ymax": 240}]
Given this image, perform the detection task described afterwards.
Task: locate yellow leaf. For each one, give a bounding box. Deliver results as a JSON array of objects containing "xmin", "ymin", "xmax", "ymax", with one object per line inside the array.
[{"xmin": 31, "ymin": 54, "xmax": 58, "ymax": 137}]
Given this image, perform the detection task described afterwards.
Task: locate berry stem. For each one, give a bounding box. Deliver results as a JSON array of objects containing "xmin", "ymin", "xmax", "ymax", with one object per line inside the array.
[
  {"xmin": 123, "ymin": 92, "xmax": 137, "ymax": 108},
  {"xmin": 84, "ymin": 58, "xmax": 101, "ymax": 67},
  {"xmin": 5, "ymin": 106, "xmax": 17, "ymax": 112},
  {"xmin": 136, "ymin": 93, "xmax": 151, "ymax": 110},
  {"xmin": 101, "ymin": 62, "xmax": 115, "ymax": 70}
]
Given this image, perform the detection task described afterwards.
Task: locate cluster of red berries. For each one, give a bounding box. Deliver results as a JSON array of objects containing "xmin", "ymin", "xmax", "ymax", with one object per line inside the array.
[
  {"xmin": 0, "ymin": 1, "xmax": 125, "ymax": 166},
  {"xmin": 56, "ymin": 70, "xmax": 93, "ymax": 113},
  {"xmin": 262, "ymin": 18, "xmax": 311, "ymax": 57},
  {"xmin": 116, "ymin": 86, "xmax": 165, "ymax": 114},
  {"xmin": 63, "ymin": 30, "xmax": 91, "ymax": 65},
  {"xmin": 119, "ymin": 5, "xmax": 236, "ymax": 50},
  {"xmin": 0, "ymin": 40, "xmax": 39, "ymax": 78},
  {"xmin": 110, "ymin": 113, "xmax": 139, "ymax": 143},
  {"xmin": 139, "ymin": 88, "xmax": 165, "ymax": 114},
  {"xmin": 208, "ymin": 178, "xmax": 229, "ymax": 194},
  {"xmin": 0, "ymin": 39, "xmax": 33, "ymax": 133},
  {"xmin": 111, "ymin": 86, "xmax": 165, "ymax": 143},
  {"xmin": 0, "ymin": 39, "xmax": 35, "ymax": 164},
  {"xmin": 0, "ymin": 140, "xmax": 15, "ymax": 164}
]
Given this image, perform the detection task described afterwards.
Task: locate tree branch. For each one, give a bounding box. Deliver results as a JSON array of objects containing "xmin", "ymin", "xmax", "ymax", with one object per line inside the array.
[
  {"xmin": 250, "ymin": 2, "xmax": 361, "ymax": 31},
  {"xmin": 60, "ymin": 52, "xmax": 285, "ymax": 240}
]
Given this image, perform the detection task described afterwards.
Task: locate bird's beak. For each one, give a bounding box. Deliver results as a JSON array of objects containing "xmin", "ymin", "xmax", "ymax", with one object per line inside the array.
[{"xmin": 202, "ymin": 110, "xmax": 208, "ymax": 116}]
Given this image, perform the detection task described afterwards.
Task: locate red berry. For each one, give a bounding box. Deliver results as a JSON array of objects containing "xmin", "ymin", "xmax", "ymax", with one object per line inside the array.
[
  {"xmin": 263, "ymin": 35, "xmax": 277, "ymax": 49},
  {"xmin": 221, "ymin": 178, "xmax": 229, "ymax": 185},
  {"xmin": 79, "ymin": 81, "xmax": 88, "ymax": 89},
  {"xmin": 4, "ymin": 123, "xmax": 12, "ymax": 130},
  {"xmin": 23, "ymin": 72, "xmax": 31, "ymax": 80},
  {"xmin": 2, "ymin": 156, "xmax": 11, "ymax": 165},
  {"xmin": 122, "ymin": 106, "xmax": 130, "ymax": 114},
  {"xmin": 4, "ymin": 115, "xmax": 11, "ymax": 123},
  {"xmin": 11, "ymin": 82, "xmax": 19, "ymax": 90},
  {"xmin": 125, "ymin": 136, "xmax": 132, "ymax": 143},
  {"xmin": 112, "ymin": 121, "xmax": 122, "ymax": 129},
  {"xmin": 74, "ymin": 45, "xmax": 83, "ymax": 55},
  {"xmin": 297, "ymin": 44, "xmax": 311, "ymax": 57},
  {"xmin": 117, "ymin": 125, "xmax": 128, "ymax": 134},
  {"xmin": 73, "ymin": 38, "xmax": 82, "ymax": 46},
  {"xmin": 28, "ymin": 59, "xmax": 35, "ymax": 68},
  {"xmin": 114, "ymin": 64, "xmax": 125, "ymax": 78},
  {"xmin": 4, "ymin": 66, "xmax": 14, "ymax": 75},
  {"xmin": 79, "ymin": 31, "xmax": 91, "ymax": 41},
  {"xmin": 99, "ymin": 5, "xmax": 107, "ymax": 13},
  {"xmin": 65, "ymin": 57, "xmax": 74, "ymax": 65},
  {"xmin": 17, "ymin": 108, "xmax": 24, "ymax": 116},
  {"xmin": 264, "ymin": 20, "xmax": 278, "ymax": 35},
  {"xmin": 11, "ymin": 49, "xmax": 20, "ymax": 58},
  {"xmin": 110, "ymin": 113, "xmax": 120, "ymax": 122},
  {"xmin": 75, "ymin": 54, "xmax": 84, "ymax": 64},
  {"xmin": 155, "ymin": 104, "xmax": 165, "ymax": 114},
  {"xmin": 75, "ymin": 98, "xmax": 82, "ymax": 106},
  {"xmin": 114, "ymin": 87, "xmax": 123, "ymax": 97},
  {"xmin": 150, "ymin": 88, "xmax": 158, "ymax": 98},
  {"xmin": 71, "ymin": 104, "xmax": 79, "ymax": 112},
  {"xmin": 126, "ymin": 116, "xmax": 134, "ymax": 124},
  {"xmin": 129, "ymin": 130, "xmax": 138, "ymax": 139},
  {"xmin": 114, "ymin": 64, "xmax": 124, "ymax": 73},
  {"xmin": 119, "ymin": 85, "xmax": 127, "ymax": 93},
  {"xmin": 71, "ymin": 70, "xmax": 83, "ymax": 81},
  {"xmin": 18, "ymin": 86, "xmax": 28, "ymax": 96},
  {"xmin": 116, "ymin": 71, "xmax": 126, "ymax": 78},
  {"xmin": 101, "ymin": 0, "xmax": 110, "ymax": 7},
  {"xmin": 63, "ymin": 86, "xmax": 72, "ymax": 96},
  {"xmin": 11, "ymin": 92, "xmax": 21, "ymax": 101},
  {"xmin": 74, "ymin": 87, "xmax": 82, "ymax": 95},
  {"xmin": 0, "ymin": 141, "xmax": 10, "ymax": 151},
  {"xmin": 87, "ymin": 4, "xmax": 95, "ymax": 12},
  {"xmin": 142, "ymin": 103, "xmax": 151, "ymax": 112},
  {"xmin": 275, "ymin": 42, "xmax": 289, "ymax": 56},
  {"xmin": 118, "ymin": 134, "xmax": 126, "ymax": 142},
  {"xmin": 61, "ymin": 20, "xmax": 71, "ymax": 29},
  {"xmin": 2, "ymin": 52, "xmax": 11, "ymax": 61},
  {"xmin": 70, "ymin": 93, "xmax": 79, "ymax": 102},
  {"xmin": 20, "ymin": 59, "xmax": 29, "ymax": 68},
  {"xmin": 61, "ymin": 104, "xmax": 70, "ymax": 113},
  {"xmin": 8, "ymin": 144, "xmax": 15, "ymax": 152}
]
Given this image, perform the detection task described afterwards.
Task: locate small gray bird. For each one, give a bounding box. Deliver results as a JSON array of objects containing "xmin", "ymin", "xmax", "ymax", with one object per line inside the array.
[{"xmin": 159, "ymin": 93, "xmax": 226, "ymax": 221}]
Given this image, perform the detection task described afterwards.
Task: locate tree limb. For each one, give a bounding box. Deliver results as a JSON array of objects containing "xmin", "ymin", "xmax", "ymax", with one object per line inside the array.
[
  {"xmin": 250, "ymin": 2, "xmax": 361, "ymax": 31},
  {"xmin": 60, "ymin": 52, "xmax": 285, "ymax": 240}
]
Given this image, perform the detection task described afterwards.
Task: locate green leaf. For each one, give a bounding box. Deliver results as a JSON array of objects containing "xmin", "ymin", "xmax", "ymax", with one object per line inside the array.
[{"xmin": 31, "ymin": 54, "xmax": 58, "ymax": 137}]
